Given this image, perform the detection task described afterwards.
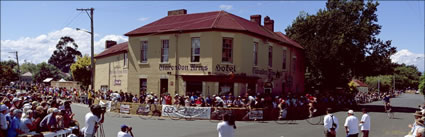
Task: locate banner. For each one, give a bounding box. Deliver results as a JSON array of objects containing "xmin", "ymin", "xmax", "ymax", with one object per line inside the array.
[
  {"xmin": 136, "ymin": 104, "xmax": 151, "ymax": 115},
  {"xmin": 161, "ymin": 105, "xmax": 211, "ymax": 119},
  {"xmin": 99, "ymin": 100, "xmax": 112, "ymax": 112},
  {"xmin": 120, "ymin": 104, "xmax": 130, "ymax": 114},
  {"xmin": 249, "ymin": 110, "xmax": 263, "ymax": 120}
]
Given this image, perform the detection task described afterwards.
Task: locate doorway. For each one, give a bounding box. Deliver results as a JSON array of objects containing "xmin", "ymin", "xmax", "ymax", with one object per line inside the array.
[{"xmin": 160, "ymin": 79, "xmax": 168, "ymax": 95}]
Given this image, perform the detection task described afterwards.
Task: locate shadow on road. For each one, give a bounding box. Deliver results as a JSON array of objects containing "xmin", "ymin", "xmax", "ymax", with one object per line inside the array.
[{"xmin": 350, "ymin": 105, "xmax": 419, "ymax": 113}]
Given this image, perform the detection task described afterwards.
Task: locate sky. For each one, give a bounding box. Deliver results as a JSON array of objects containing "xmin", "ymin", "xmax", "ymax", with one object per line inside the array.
[{"xmin": 1, "ymin": 1, "xmax": 424, "ymax": 72}]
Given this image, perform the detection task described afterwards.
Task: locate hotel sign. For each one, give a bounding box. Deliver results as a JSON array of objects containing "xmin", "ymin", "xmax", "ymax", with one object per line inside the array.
[
  {"xmin": 159, "ymin": 64, "xmax": 208, "ymax": 71},
  {"xmin": 216, "ymin": 64, "xmax": 236, "ymax": 72}
]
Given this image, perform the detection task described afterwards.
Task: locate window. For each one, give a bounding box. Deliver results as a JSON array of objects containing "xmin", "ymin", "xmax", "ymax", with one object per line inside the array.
[
  {"xmin": 139, "ymin": 79, "xmax": 147, "ymax": 95},
  {"xmin": 253, "ymin": 42, "xmax": 258, "ymax": 66},
  {"xmin": 268, "ymin": 46, "xmax": 273, "ymax": 67},
  {"xmin": 161, "ymin": 40, "xmax": 169, "ymax": 62},
  {"xmin": 123, "ymin": 53, "xmax": 127, "ymax": 67},
  {"xmin": 140, "ymin": 41, "xmax": 148, "ymax": 63},
  {"xmin": 191, "ymin": 38, "xmax": 200, "ymax": 62},
  {"xmin": 222, "ymin": 38, "xmax": 233, "ymax": 63},
  {"xmin": 282, "ymin": 49, "xmax": 287, "ymax": 69}
]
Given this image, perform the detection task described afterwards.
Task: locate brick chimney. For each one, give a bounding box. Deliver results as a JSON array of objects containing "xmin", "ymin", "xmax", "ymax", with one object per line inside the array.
[
  {"xmin": 168, "ymin": 9, "xmax": 187, "ymax": 16},
  {"xmin": 264, "ymin": 16, "xmax": 274, "ymax": 32},
  {"xmin": 250, "ymin": 15, "xmax": 261, "ymax": 26},
  {"xmin": 105, "ymin": 40, "xmax": 117, "ymax": 49}
]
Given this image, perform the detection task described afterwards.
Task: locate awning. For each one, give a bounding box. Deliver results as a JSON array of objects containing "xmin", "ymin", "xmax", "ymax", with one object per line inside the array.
[
  {"xmin": 58, "ymin": 78, "xmax": 67, "ymax": 82},
  {"xmin": 181, "ymin": 75, "xmax": 259, "ymax": 83},
  {"xmin": 43, "ymin": 78, "xmax": 53, "ymax": 83}
]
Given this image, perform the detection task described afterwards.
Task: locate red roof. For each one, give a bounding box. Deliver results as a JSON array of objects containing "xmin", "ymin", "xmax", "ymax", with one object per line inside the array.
[
  {"xmin": 125, "ymin": 11, "xmax": 303, "ymax": 49},
  {"xmin": 274, "ymin": 32, "xmax": 304, "ymax": 49},
  {"xmin": 95, "ymin": 42, "xmax": 128, "ymax": 59}
]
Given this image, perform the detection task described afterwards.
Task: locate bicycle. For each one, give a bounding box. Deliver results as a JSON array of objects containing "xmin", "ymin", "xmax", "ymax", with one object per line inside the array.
[
  {"xmin": 385, "ymin": 103, "xmax": 394, "ymax": 119},
  {"xmin": 210, "ymin": 107, "xmax": 232, "ymax": 123},
  {"xmin": 242, "ymin": 108, "xmax": 266, "ymax": 123},
  {"xmin": 103, "ymin": 100, "xmax": 120, "ymax": 117},
  {"xmin": 137, "ymin": 104, "xmax": 162, "ymax": 120},
  {"xmin": 305, "ymin": 108, "xmax": 322, "ymax": 125},
  {"xmin": 274, "ymin": 108, "xmax": 296, "ymax": 124}
]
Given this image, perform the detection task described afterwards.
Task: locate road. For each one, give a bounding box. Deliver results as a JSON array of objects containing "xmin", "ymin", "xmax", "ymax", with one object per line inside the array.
[{"xmin": 71, "ymin": 93, "xmax": 422, "ymax": 137}]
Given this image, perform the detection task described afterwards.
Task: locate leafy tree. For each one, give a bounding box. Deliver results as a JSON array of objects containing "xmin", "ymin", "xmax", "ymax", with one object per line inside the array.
[
  {"xmin": 394, "ymin": 64, "xmax": 421, "ymax": 90},
  {"xmin": 70, "ymin": 55, "xmax": 92, "ymax": 90},
  {"xmin": 48, "ymin": 36, "xmax": 82, "ymax": 73},
  {"xmin": 20, "ymin": 62, "xmax": 38, "ymax": 74},
  {"xmin": 0, "ymin": 60, "xmax": 19, "ymax": 86},
  {"xmin": 365, "ymin": 75, "xmax": 392, "ymax": 93},
  {"xmin": 285, "ymin": 0, "xmax": 396, "ymax": 90},
  {"xmin": 33, "ymin": 62, "xmax": 63, "ymax": 83},
  {"xmin": 419, "ymin": 75, "xmax": 425, "ymax": 94}
]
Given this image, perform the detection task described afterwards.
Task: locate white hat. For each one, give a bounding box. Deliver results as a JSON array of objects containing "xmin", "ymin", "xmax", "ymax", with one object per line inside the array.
[
  {"xmin": 348, "ymin": 110, "xmax": 354, "ymax": 114},
  {"xmin": 0, "ymin": 105, "xmax": 8, "ymax": 111},
  {"xmin": 12, "ymin": 98, "xmax": 20, "ymax": 103}
]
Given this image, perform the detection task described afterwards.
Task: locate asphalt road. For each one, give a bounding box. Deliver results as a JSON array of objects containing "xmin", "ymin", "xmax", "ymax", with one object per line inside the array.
[{"xmin": 71, "ymin": 93, "xmax": 423, "ymax": 137}]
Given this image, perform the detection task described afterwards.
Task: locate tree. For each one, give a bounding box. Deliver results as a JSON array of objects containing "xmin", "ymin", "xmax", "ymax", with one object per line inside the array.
[
  {"xmin": 285, "ymin": 0, "xmax": 396, "ymax": 90},
  {"xmin": 394, "ymin": 64, "xmax": 421, "ymax": 90},
  {"xmin": 419, "ymin": 75, "xmax": 425, "ymax": 94},
  {"xmin": 33, "ymin": 62, "xmax": 63, "ymax": 83},
  {"xmin": 20, "ymin": 62, "xmax": 38, "ymax": 74},
  {"xmin": 0, "ymin": 60, "xmax": 19, "ymax": 86},
  {"xmin": 365, "ymin": 75, "xmax": 392, "ymax": 93},
  {"xmin": 48, "ymin": 36, "xmax": 82, "ymax": 73},
  {"xmin": 70, "ymin": 55, "xmax": 92, "ymax": 90}
]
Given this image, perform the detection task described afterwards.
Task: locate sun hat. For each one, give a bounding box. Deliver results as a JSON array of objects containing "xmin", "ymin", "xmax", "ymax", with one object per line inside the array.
[
  {"xmin": 348, "ymin": 110, "xmax": 354, "ymax": 114},
  {"xmin": 13, "ymin": 109, "xmax": 22, "ymax": 115},
  {"xmin": 0, "ymin": 105, "xmax": 8, "ymax": 111}
]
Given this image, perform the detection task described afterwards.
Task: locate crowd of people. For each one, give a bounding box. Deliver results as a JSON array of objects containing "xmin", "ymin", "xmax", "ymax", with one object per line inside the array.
[
  {"xmin": 323, "ymin": 108, "xmax": 371, "ymax": 137},
  {"xmin": 0, "ymin": 83, "xmax": 79, "ymax": 137}
]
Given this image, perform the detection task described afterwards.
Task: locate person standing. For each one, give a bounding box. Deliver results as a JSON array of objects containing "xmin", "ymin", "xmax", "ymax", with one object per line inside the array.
[
  {"xmin": 324, "ymin": 108, "xmax": 338, "ymax": 137},
  {"xmin": 117, "ymin": 125, "xmax": 134, "ymax": 137},
  {"xmin": 81, "ymin": 105, "xmax": 104, "ymax": 137},
  {"xmin": 359, "ymin": 108, "xmax": 371, "ymax": 137},
  {"xmin": 7, "ymin": 109, "xmax": 23, "ymax": 137},
  {"xmin": 217, "ymin": 113, "xmax": 236, "ymax": 137},
  {"xmin": 344, "ymin": 110, "xmax": 359, "ymax": 137}
]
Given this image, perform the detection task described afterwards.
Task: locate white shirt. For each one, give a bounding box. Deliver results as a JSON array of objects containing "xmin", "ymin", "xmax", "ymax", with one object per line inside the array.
[
  {"xmin": 82, "ymin": 112, "xmax": 100, "ymax": 134},
  {"xmin": 20, "ymin": 117, "xmax": 32, "ymax": 133},
  {"xmin": 360, "ymin": 113, "xmax": 371, "ymax": 131},
  {"xmin": 344, "ymin": 115, "xmax": 359, "ymax": 135},
  {"xmin": 323, "ymin": 114, "xmax": 339, "ymax": 132},
  {"xmin": 217, "ymin": 121, "xmax": 235, "ymax": 137},
  {"xmin": 117, "ymin": 131, "xmax": 132, "ymax": 137},
  {"xmin": 413, "ymin": 124, "xmax": 425, "ymax": 136}
]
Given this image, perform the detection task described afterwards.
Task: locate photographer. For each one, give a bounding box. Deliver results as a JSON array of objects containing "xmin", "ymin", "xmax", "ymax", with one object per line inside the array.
[
  {"xmin": 81, "ymin": 105, "xmax": 104, "ymax": 137},
  {"xmin": 117, "ymin": 125, "xmax": 134, "ymax": 137}
]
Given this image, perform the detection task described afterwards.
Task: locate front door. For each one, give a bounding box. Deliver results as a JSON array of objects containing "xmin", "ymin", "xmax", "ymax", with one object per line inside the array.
[{"xmin": 160, "ymin": 79, "xmax": 168, "ymax": 95}]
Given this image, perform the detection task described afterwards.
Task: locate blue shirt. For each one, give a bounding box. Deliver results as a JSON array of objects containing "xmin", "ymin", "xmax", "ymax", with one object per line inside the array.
[{"xmin": 7, "ymin": 116, "xmax": 20, "ymax": 137}]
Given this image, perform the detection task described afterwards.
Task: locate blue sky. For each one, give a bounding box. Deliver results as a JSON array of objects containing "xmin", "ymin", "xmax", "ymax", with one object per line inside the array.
[{"xmin": 1, "ymin": 1, "xmax": 424, "ymax": 71}]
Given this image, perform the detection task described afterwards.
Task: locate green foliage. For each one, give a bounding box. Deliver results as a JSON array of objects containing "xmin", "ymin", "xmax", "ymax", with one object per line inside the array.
[
  {"xmin": 285, "ymin": 0, "xmax": 396, "ymax": 90},
  {"xmin": 394, "ymin": 64, "xmax": 422, "ymax": 90},
  {"xmin": 70, "ymin": 55, "xmax": 92, "ymax": 90},
  {"xmin": 20, "ymin": 62, "xmax": 38, "ymax": 74},
  {"xmin": 0, "ymin": 60, "xmax": 19, "ymax": 86},
  {"xmin": 365, "ymin": 75, "xmax": 392, "ymax": 92},
  {"xmin": 33, "ymin": 62, "xmax": 63, "ymax": 83},
  {"xmin": 48, "ymin": 36, "xmax": 82, "ymax": 73},
  {"xmin": 419, "ymin": 75, "xmax": 425, "ymax": 94}
]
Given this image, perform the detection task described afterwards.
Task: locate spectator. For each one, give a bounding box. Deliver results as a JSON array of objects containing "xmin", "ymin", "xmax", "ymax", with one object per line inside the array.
[
  {"xmin": 81, "ymin": 105, "xmax": 104, "ymax": 137},
  {"xmin": 39, "ymin": 108, "xmax": 59, "ymax": 132},
  {"xmin": 20, "ymin": 110, "xmax": 35, "ymax": 134},
  {"xmin": 323, "ymin": 108, "xmax": 338, "ymax": 137},
  {"xmin": 360, "ymin": 108, "xmax": 371, "ymax": 137},
  {"xmin": 117, "ymin": 125, "xmax": 134, "ymax": 137},
  {"xmin": 344, "ymin": 110, "xmax": 359, "ymax": 137},
  {"xmin": 217, "ymin": 113, "xmax": 236, "ymax": 137},
  {"xmin": 7, "ymin": 109, "xmax": 23, "ymax": 137},
  {"xmin": 416, "ymin": 126, "xmax": 425, "ymax": 137},
  {"xmin": 0, "ymin": 105, "xmax": 8, "ymax": 136}
]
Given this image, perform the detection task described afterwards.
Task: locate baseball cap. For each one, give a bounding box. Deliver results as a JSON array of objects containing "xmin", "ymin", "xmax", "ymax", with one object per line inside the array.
[
  {"xmin": 0, "ymin": 105, "xmax": 8, "ymax": 111},
  {"xmin": 348, "ymin": 110, "xmax": 354, "ymax": 114},
  {"xmin": 121, "ymin": 124, "xmax": 128, "ymax": 129}
]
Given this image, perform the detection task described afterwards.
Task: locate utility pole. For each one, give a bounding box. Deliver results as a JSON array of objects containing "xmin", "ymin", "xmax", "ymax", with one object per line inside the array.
[
  {"xmin": 77, "ymin": 8, "xmax": 95, "ymax": 90},
  {"xmin": 8, "ymin": 51, "xmax": 20, "ymax": 82}
]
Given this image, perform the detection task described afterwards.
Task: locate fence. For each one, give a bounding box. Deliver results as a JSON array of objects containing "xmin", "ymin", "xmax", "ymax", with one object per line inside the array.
[{"xmin": 94, "ymin": 99, "xmax": 278, "ymax": 120}]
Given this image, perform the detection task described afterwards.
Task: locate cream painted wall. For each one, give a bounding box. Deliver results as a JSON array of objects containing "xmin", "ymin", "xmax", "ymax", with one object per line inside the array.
[{"xmin": 95, "ymin": 53, "xmax": 128, "ymax": 92}]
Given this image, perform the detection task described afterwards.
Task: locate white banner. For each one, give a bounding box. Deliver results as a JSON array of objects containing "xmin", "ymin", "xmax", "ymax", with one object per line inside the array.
[
  {"xmin": 249, "ymin": 110, "xmax": 263, "ymax": 120},
  {"xmin": 120, "ymin": 104, "xmax": 130, "ymax": 114},
  {"xmin": 161, "ymin": 105, "xmax": 211, "ymax": 119}
]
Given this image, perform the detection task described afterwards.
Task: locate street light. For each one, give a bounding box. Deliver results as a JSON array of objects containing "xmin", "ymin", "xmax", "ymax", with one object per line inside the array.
[{"xmin": 76, "ymin": 26, "xmax": 94, "ymax": 90}]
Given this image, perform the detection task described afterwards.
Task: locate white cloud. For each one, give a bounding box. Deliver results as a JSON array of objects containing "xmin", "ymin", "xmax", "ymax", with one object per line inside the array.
[
  {"xmin": 1, "ymin": 27, "xmax": 127, "ymax": 64},
  {"xmin": 219, "ymin": 5, "xmax": 233, "ymax": 10},
  {"xmin": 391, "ymin": 49, "xmax": 425, "ymax": 72},
  {"xmin": 138, "ymin": 17, "xmax": 150, "ymax": 22}
]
